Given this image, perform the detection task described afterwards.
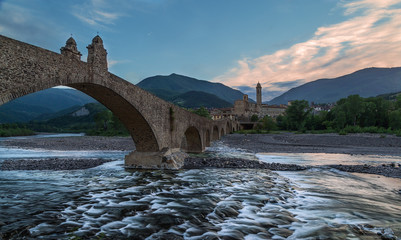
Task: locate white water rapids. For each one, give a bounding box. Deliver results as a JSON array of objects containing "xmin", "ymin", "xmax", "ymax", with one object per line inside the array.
[{"xmin": 0, "ymin": 134, "xmax": 400, "ymax": 239}]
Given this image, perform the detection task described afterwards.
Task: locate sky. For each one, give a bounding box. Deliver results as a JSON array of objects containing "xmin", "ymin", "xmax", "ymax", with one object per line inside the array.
[{"xmin": 1, "ymin": 0, "xmax": 401, "ymax": 102}]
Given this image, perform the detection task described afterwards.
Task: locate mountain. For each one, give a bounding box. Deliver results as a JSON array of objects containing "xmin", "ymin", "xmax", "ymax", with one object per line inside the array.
[
  {"xmin": 376, "ymin": 91, "xmax": 401, "ymax": 101},
  {"xmin": 269, "ymin": 67, "xmax": 401, "ymax": 104},
  {"xmin": 137, "ymin": 73, "xmax": 245, "ymax": 105},
  {"xmin": 0, "ymin": 88, "xmax": 97, "ymax": 123},
  {"xmin": 170, "ymin": 91, "xmax": 232, "ymax": 108}
]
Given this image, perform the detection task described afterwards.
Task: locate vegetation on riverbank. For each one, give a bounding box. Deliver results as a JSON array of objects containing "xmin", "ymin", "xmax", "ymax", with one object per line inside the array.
[
  {"xmin": 3, "ymin": 104, "xmax": 130, "ymax": 137},
  {"xmin": 247, "ymin": 94, "xmax": 401, "ymax": 136},
  {"xmin": 0, "ymin": 124, "xmax": 35, "ymax": 137}
]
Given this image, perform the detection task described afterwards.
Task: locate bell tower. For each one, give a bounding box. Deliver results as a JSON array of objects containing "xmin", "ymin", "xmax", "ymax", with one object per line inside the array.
[
  {"xmin": 256, "ymin": 82, "xmax": 262, "ymax": 106},
  {"xmin": 87, "ymin": 35, "xmax": 108, "ymax": 73},
  {"xmin": 60, "ymin": 37, "xmax": 82, "ymax": 61}
]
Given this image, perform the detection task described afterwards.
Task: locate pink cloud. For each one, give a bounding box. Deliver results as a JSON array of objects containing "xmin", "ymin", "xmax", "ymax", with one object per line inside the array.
[{"xmin": 214, "ymin": 0, "xmax": 401, "ymax": 101}]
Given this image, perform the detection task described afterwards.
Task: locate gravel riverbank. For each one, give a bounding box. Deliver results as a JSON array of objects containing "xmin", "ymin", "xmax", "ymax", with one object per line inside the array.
[
  {"xmin": 2, "ymin": 136, "xmax": 135, "ymax": 151},
  {"xmin": 221, "ymin": 133, "xmax": 401, "ymax": 156},
  {"xmin": 2, "ymin": 133, "xmax": 401, "ymax": 178},
  {"xmin": 0, "ymin": 158, "xmax": 114, "ymax": 170}
]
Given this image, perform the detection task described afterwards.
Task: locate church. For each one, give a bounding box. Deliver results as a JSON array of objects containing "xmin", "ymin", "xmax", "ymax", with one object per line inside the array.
[{"xmin": 211, "ymin": 83, "xmax": 287, "ymax": 121}]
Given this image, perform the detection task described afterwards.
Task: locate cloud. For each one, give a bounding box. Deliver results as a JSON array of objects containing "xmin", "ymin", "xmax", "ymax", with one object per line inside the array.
[
  {"xmin": 108, "ymin": 59, "xmax": 131, "ymax": 69},
  {"xmin": 0, "ymin": 2, "xmax": 63, "ymax": 48},
  {"xmin": 72, "ymin": 0, "xmax": 128, "ymax": 27},
  {"xmin": 71, "ymin": 0, "xmax": 167, "ymax": 28},
  {"xmin": 271, "ymin": 79, "xmax": 305, "ymax": 89},
  {"xmin": 214, "ymin": 0, "xmax": 401, "ymax": 101}
]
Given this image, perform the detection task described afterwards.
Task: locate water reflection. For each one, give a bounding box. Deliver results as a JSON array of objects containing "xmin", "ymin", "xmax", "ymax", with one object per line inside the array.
[{"xmin": 257, "ymin": 152, "xmax": 401, "ymax": 166}]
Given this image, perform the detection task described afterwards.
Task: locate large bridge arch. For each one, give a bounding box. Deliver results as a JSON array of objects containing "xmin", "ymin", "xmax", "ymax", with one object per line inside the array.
[
  {"xmin": 68, "ymin": 83, "xmax": 159, "ymax": 152},
  {"xmin": 0, "ymin": 81, "xmax": 161, "ymax": 152}
]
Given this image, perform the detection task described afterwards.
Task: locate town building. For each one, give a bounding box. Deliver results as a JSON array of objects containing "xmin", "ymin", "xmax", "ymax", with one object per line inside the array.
[{"xmin": 211, "ymin": 83, "xmax": 287, "ymax": 121}]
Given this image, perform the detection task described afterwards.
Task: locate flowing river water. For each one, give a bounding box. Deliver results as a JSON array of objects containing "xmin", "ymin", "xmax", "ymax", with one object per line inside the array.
[{"xmin": 1, "ymin": 135, "xmax": 401, "ymax": 239}]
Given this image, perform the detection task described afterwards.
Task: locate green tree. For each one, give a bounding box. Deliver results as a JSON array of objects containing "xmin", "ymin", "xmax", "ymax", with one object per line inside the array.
[
  {"xmin": 250, "ymin": 114, "xmax": 259, "ymax": 122},
  {"xmin": 276, "ymin": 115, "xmax": 288, "ymax": 130},
  {"xmin": 258, "ymin": 115, "xmax": 277, "ymax": 131},
  {"xmin": 395, "ymin": 94, "xmax": 401, "ymax": 109},
  {"xmin": 285, "ymin": 100, "xmax": 311, "ymax": 130},
  {"xmin": 190, "ymin": 106, "xmax": 212, "ymax": 119},
  {"xmin": 94, "ymin": 110, "xmax": 112, "ymax": 130},
  {"xmin": 346, "ymin": 95, "xmax": 364, "ymax": 126},
  {"xmin": 389, "ymin": 110, "xmax": 401, "ymax": 130}
]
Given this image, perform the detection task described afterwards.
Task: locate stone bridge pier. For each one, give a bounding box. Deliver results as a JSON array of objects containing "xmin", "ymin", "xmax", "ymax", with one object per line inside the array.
[{"xmin": 0, "ymin": 34, "xmax": 238, "ymax": 169}]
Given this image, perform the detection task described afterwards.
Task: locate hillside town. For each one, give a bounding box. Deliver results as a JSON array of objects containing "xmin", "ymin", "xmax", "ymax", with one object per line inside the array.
[{"xmin": 209, "ymin": 83, "xmax": 335, "ymax": 126}]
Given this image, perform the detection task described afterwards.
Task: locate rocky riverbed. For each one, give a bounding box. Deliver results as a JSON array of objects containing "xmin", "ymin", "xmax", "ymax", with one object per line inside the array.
[
  {"xmin": 2, "ymin": 133, "xmax": 401, "ymax": 179},
  {"xmin": 2, "ymin": 136, "xmax": 135, "ymax": 151},
  {"xmin": 0, "ymin": 158, "xmax": 114, "ymax": 170},
  {"xmin": 222, "ymin": 132, "xmax": 401, "ymax": 156}
]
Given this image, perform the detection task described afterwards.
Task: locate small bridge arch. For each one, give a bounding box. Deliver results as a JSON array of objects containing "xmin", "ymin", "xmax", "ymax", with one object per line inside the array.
[
  {"xmin": 181, "ymin": 126, "xmax": 202, "ymax": 153},
  {"xmin": 205, "ymin": 129, "xmax": 211, "ymax": 147},
  {"xmin": 212, "ymin": 125, "xmax": 219, "ymax": 140}
]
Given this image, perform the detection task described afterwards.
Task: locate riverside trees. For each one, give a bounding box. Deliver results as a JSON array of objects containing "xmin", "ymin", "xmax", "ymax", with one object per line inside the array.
[{"xmin": 258, "ymin": 94, "xmax": 401, "ymax": 134}]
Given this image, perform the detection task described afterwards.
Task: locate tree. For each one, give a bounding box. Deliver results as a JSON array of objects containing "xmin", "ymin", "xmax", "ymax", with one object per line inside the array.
[
  {"xmin": 250, "ymin": 114, "xmax": 259, "ymax": 122},
  {"xmin": 389, "ymin": 110, "xmax": 401, "ymax": 130},
  {"xmin": 285, "ymin": 100, "xmax": 311, "ymax": 130},
  {"xmin": 94, "ymin": 110, "xmax": 112, "ymax": 130},
  {"xmin": 190, "ymin": 106, "xmax": 212, "ymax": 119},
  {"xmin": 258, "ymin": 115, "xmax": 277, "ymax": 131},
  {"xmin": 347, "ymin": 95, "xmax": 364, "ymax": 126}
]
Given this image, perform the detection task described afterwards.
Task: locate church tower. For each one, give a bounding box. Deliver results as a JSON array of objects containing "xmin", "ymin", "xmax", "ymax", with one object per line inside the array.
[
  {"xmin": 256, "ymin": 82, "xmax": 262, "ymax": 106},
  {"xmin": 60, "ymin": 37, "xmax": 82, "ymax": 61},
  {"xmin": 87, "ymin": 35, "xmax": 108, "ymax": 73}
]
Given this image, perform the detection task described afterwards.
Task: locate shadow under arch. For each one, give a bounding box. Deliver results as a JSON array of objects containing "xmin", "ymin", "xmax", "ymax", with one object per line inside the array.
[
  {"xmin": 212, "ymin": 126, "xmax": 219, "ymax": 140},
  {"xmin": 181, "ymin": 126, "xmax": 202, "ymax": 153},
  {"xmin": 205, "ymin": 129, "xmax": 211, "ymax": 147},
  {"xmin": 220, "ymin": 128, "xmax": 225, "ymax": 137},
  {"xmin": 67, "ymin": 83, "xmax": 159, "ymax": 152},
  {"xmin": 226, "ymin": 121, "xmax": 230, "ymax": 134}
]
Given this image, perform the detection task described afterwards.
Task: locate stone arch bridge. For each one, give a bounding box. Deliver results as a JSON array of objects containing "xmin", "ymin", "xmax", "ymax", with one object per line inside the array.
[{"xmin": 0, "ymin": 35, "xmax": 238, "ymax": 169}]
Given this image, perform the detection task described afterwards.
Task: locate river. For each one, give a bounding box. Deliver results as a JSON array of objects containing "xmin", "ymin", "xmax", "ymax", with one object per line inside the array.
[{"xmin": 0, "ymin": 134, "xmax": 400, "ymax": 239}]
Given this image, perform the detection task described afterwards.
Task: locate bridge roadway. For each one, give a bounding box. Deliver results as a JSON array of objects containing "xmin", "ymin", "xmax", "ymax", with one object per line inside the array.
[{"xmin": 0, "ymin": 34, "xmax": 238, "ymax": 169}]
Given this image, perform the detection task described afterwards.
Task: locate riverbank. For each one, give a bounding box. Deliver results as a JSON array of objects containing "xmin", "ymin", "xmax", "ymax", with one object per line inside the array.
[
  {"xmin": 2, "ymin": 136, "xmax": 135, "ymax": 151},
  {"xmin": 2, "ymin": 133, "xmax": 401, "ymax": 178},
  {"xmin": 1, "ymin": 158, "xmax": 114, "ymax": 170},
  {"xmin": 221, "ymin": 132, "xmax": 401, "ymax": 156},
  {"xmin": 5, "ymin": 133, "xmax": 401, "ymax": 155}
]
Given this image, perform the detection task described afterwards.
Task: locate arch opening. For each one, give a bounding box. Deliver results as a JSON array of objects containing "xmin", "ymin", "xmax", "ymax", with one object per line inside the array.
[
  {"xmin": 205, "ymin": 129, "xmax": 211, "ymax": 147},
  {"xmin": 220, "ymin": 128, "xmax": 225, "ymax": 137},
  {"xmin": 68, "ymin": 83, "xmax": 159, "ymax": 152},
  {"xmin": 226, "ymin": 122, "xmax": 230, "ymax": 134},
  {"xmin": 212, "ymin": 126, "xmax": 219, "ymax": 140},
  {"xmin": 181, "ymin": 126, "xmax": 202, "ymax": 153},
  {"xmin": 0, "ymin": 83, "xmax": 160, "ymax": 152}
]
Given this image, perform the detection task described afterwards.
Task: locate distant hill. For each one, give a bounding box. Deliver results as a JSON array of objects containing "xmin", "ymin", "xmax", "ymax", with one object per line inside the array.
[
  {"xmin": 170, "ymin": 91, "xmax": 232, "ymax": 108},
  {"xmin": 137, "ymin": 73, "xmax": 246, "ymax": 105},
  {"xmin": 0, "ymin": 88, "xmax": 97, "ymax": 123},
  {"xmin": 376, "ymin": 91, "xmax": 401, "ymax": 101},
  {"xmin": 40, "ymin": 103, "xmax": 106, "ymax": 129},
  {"xmin": 269, "ymin": 67, "xmax": 401, "ymax": 104}
]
